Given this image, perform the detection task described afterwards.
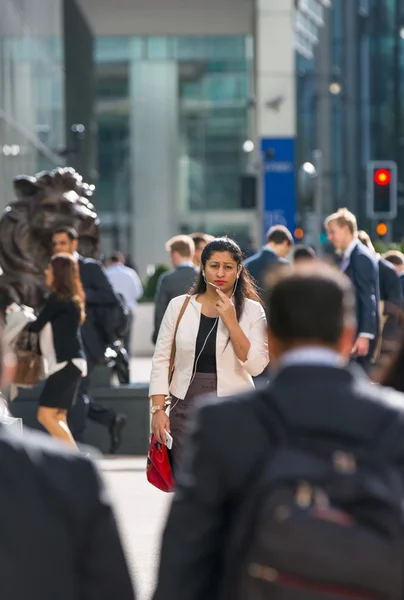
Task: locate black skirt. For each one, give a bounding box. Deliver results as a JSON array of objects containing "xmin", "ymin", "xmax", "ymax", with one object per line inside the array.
[{"xmin": 38, "ymin": 362, "xmax": 82, "ymax": 410}]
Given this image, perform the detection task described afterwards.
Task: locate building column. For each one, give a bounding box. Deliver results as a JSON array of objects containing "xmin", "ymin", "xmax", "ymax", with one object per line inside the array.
[
  {"xmin": 255, "ymin": 0, "xmax": 296, "ymax": 242},
  {"xmin": 129, "ymin": 53, "xmax": 179, "ymax": 277}
]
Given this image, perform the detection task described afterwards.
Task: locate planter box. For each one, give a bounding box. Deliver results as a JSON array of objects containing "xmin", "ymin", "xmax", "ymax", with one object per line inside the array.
[{"xmin": 132, "ymin": 302, "xmax": 154, "ymax": 357}]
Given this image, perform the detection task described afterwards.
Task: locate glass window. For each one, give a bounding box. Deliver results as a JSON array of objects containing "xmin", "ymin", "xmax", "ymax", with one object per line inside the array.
[{"xmin": 146, "ymin": 37, "xmax": 170, "ymax": 60}]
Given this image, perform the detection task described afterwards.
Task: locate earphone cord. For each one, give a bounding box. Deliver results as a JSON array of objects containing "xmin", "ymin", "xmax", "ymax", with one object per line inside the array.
[{"xmin": 171, "ymin": 274, "xmax": 239, "ymax": 414}]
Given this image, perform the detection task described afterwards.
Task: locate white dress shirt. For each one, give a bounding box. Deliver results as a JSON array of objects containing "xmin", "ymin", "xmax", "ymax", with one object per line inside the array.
[{"xmin": 106, "ymin": 264, "xmax": 143, "ymax": 309}]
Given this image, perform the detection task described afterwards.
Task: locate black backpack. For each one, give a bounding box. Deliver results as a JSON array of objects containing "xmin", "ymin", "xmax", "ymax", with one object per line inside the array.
[{"xmin": 221, "ymin": 397, "xmax": 404, "ymax": 600}]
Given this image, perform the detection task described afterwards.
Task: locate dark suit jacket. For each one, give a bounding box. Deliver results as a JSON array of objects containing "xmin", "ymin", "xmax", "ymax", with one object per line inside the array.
[
  {"xmin": 244, "ymin": 247, "xmax": 288, "ymax": 299},
  {"xmin": 0, "ymin": 426, "xmax": 135, "ymax": 600},
  {"xmin": 153, "ymin": 265, "xmax": 197, "ymax": 343},
  {"xmin": 400, "ymin": 273, "xmax": 404, "ymax": 297},
  {"xmin": 378, "ymin": 257, "xmax": 403, "ymax": 340},
  {"xmin": 344, "ymin": 243, "xmax": 379, "ymax": 345},
  {"xmin": 78, "ymin": 256, "xmax": 120, "ymax": 361},
  {"xmin": 153, "ymin": 363, "xmax": 404, "ymax": 600}
]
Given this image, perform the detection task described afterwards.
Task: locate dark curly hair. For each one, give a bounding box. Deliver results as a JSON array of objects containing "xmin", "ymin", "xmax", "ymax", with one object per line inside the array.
[{"xmin": 191, "ymin": 237, "xmax": 261, "ymax": 320}]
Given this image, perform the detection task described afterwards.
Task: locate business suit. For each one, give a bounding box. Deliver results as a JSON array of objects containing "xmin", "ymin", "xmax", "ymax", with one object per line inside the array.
[
  {"xmin": 244, "ymin": 247, "xmax": 288, "ymax": 299},
  {"xmin": 153, "ymin": 265, "xmax": 197, "ymax": 344},
  {"xmin": 400, "ymin": 273, "xmax": 404, "ymax": 296},
  {"xmin": 378, "ymin": 257, "xmax": 403, "ymax": 342},
  {"xmin": 342, "ymin": 242, "xmax": 379, "ymax": 363},
  {"xmin": 153, "ymin": 362, "xmax": 404, "ymax": 600},
  {"xmin": 78, "ymin": 256, "xmax": 119, "ymax": 361},
  {"xmin": 0, "ymin": 425, "xmax": 135, "ymax": 600},
  {"xmin": 68, "ymin": 256, "xmax": 120, "ymax": 441}
]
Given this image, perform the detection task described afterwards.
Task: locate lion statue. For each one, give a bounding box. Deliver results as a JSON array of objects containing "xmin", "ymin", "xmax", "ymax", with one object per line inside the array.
[{"xmin": 0, "ymin": 167, "xmax": 100, "ymax": 312}]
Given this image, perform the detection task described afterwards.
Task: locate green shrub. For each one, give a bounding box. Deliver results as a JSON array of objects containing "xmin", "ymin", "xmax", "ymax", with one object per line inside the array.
[
  {"xmin": 374, "ymin": 240, "xmax": 403, "ymax": 255},
  {"xmin": 140, "ymin": 264, "xmax": 170, "ymax": 302}
]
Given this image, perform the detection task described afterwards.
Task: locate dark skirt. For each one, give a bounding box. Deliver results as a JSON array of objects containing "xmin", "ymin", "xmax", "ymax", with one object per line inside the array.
[
  {"xmin": 170, "ymin": 372, "xmax": 217, "ymax": 467},
  {"xmin": 38, "ymin": 362, "xmax": 82, "ymax": 410}
]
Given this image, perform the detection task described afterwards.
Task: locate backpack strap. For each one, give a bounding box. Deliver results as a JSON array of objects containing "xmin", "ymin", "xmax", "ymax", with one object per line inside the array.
[{"xmin": 255, "ymin": 388, "xmax": 288, "ymax": 446}]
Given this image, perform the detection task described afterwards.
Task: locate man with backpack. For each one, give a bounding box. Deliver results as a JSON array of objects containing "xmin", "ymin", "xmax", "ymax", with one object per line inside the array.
[{"xmin": 153, "ymin": 261, "xmax": 404, "ymax": 600}]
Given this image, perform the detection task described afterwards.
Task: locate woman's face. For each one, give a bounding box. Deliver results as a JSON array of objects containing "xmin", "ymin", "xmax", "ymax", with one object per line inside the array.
[
  {"xmin": 45, "ymin": 265, "xmax": 54, "ymax": 288},
  {"xmin": 204, "ymin": 251, "xmax": 240, "ymax": 296}
]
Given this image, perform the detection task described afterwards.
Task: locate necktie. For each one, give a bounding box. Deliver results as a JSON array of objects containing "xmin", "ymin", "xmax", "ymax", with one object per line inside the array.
[{"xmin": 340, "ymin": 255, "xmax": 348, "ymax": 271}]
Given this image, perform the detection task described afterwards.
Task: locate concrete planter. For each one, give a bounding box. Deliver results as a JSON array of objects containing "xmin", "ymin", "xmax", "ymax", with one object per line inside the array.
[{"xmin": 132, "ymin": 302, "xmax": 154, "ymax": 357}]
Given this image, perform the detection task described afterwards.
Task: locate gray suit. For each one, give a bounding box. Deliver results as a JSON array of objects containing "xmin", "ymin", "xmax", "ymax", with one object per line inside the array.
[{"xmin": 153, "ymin": 265, "xmax": 198, "ymax": 343}]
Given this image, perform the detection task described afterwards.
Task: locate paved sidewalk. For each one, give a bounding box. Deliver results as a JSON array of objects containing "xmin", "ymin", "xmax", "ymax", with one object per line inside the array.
[
  {"xmin": 130, "ymin": 357, "xmax": 153, "ymax": 383},
  {"xmin": 100, "ymin": 456, "xmax": 171, "ymax": 600}
]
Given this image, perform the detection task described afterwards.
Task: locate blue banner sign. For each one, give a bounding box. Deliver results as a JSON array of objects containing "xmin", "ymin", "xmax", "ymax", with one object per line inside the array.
[{"xmin": 261, "ymin": 137, "xmax": 296, "ymax": 243}]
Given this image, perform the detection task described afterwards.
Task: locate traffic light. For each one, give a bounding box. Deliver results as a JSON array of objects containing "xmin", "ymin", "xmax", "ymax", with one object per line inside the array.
[
  {"xmin": 376, "ymin": 222, "xmax": 388, "ymax": 237},
  {"xmin": 294, "ymin": 227, "xmax": 304, "ymax": 240},
  {"xmin": 366, "ymin": 161, "xmax": 397, "ymax": 219}
]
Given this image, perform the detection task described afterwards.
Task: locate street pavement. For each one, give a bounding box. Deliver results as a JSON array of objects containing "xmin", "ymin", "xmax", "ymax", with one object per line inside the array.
[
  {"xmin": 100, "ymin": 356, "xmax": 169, "ymax": 599},
  {"xmin": 100, "ymin": 456, "xmax": 171, "ymax": 599}
]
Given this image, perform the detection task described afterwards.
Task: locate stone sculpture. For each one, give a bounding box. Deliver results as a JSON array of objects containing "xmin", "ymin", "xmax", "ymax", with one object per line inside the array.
[{"xmin": 0, "ymin": 167, "xmax": 100, "ymax": 311}]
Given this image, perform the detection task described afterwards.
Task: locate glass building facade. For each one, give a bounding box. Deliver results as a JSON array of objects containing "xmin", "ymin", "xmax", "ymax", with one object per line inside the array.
[
  {"xmin": 297, "ymin": 0, "xmax": 404, "ymax": 238},
  {"xmin": 0, "ymin": 0, "xmax": 65, "ymax": 211},
  {"xmin": 95, "ymin": 36, "xmax": 253, "ymax": 256}
]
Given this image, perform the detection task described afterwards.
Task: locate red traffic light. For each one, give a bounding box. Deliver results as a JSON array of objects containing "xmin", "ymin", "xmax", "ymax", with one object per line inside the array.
[{"xmin": 374, "ymin": 169, "xmax": 391, "ymax": 186}]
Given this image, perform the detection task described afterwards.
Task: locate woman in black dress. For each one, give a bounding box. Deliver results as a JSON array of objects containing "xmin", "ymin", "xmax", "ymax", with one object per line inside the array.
[{"xmin": 28, "ymin": 253, "xmax": 86, "ymax": 448}]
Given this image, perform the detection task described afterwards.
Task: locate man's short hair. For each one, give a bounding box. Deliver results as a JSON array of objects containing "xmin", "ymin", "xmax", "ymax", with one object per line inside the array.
[
  {"xmin": 292, "ymin": 245, "xmax": 316, "ymax": 262},
  {"xmin": 190, "ymin": 232, "xmax": 214, "ymax": 249},
  {"xmin": 357, "ymin": 230, "xmax": 375, "ymax": 252},
  {"xmin": 324, "ymin": 208, "xmax": 358, "ymax": 236},
  {"xmin": 110, "ymin": 251, "xmax": 125, "ymax": 263},
  {"xmin": 52, "ymin": 226, "xmax": 78, "ymax": 241},
  {"xmin": 266, "ymin": 225, "xmax": 294, "ymax": 246},
  {"xmin": 165, "ymin": 235, "xmax": 195, "ymax": 258},
  {"xmin": 383, "ymin": 250, "xmax": 404, "ymax": 267},
  {"xmin": 267, "ymin": 262, "xmax": 355, "ymax": 346}
]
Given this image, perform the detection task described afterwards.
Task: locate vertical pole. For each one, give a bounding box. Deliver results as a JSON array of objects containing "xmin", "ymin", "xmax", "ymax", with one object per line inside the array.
[{"xmin": 313, "ymin": 149, "xmax": 324, "ymax": 254}]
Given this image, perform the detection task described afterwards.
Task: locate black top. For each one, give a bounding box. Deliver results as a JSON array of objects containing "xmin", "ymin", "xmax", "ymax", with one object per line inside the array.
[
  {"xmin": 194, "ymin": 314, "xmax": 218, "ymax": 373},
  {"xmin": 28, "ymin": 294, "xmax": 85, "ymax": 363}
]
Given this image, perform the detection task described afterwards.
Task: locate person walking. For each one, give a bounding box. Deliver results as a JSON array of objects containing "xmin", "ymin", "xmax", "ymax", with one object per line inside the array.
[
  {"xmin": 244, "ymin": 225, "xmax": 293, "ymax": 299},
  {"xmin": 383, "ymin": 250, "xmax": 404, "ymax": 296},
  {"xmin": 27, "ymin": 254, "xmax": 86, "ymax": 448},
  {"xmin": 325, "ymin": 208, "xmax": 380, "ymax": 369},
  {"xmin": 358, "ymin": 230, "xmax": 402, "ymax": 353},
  {"xmin": 153, "ymin": 235, "xmax": 198, "ymax": 344},
  {"xmin": 52, "ymin": 227, "xmax": 127, "ymax": 452},
  {"xmin": 189, "ymin": 232, "xmax": 214, "ymax": 269},
  {"xmin": 106, "ymin": 251, "xmax": 143, "ymax": 354},
  {"xmin": 149, "ymin": 237, "xmax": 268, "ymax": 467},
  {"xmin": 153, "ymin": 261, "xmax": 404, "ymax": 600}
]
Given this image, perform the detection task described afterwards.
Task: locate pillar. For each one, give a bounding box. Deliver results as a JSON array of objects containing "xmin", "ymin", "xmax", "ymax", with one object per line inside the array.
[
  {"xmin": 256, "ymin": 0, "xmax": 296, "ymax": 242},
  {"xmin": 129, "ymin": 54, "xmax": 179, "ymax": 277}
]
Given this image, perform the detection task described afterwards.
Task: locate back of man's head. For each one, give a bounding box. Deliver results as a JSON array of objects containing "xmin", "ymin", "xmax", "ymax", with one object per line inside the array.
[
  {"xmin": 266, "ymin": 262, "xmax": 356, "ymax": 361},
  {"xmin": 266, "ymin": 225, "xmax": 294, "ymax": 247},
  {"xmin": 384, "ymin": 250, "xmax": 404, "ymax": 267},
  {"xmin": 110, "ymin": 251, "xmax": 125, "ymax": 264},
  {"xmin": 292, "ymin": 244, "xmax": 316, "ymax": 263},
  {"xmin": 165, "ymin": 235, "xmax": 195, "ymax": 264}
]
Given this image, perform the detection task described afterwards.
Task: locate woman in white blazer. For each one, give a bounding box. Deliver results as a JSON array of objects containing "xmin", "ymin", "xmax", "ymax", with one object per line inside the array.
[{"xmin": 149, "ymin": 237, "xmax": 269, "ymax": 466}]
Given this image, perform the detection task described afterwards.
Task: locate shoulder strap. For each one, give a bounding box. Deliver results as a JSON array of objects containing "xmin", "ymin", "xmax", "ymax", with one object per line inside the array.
[
  {"xmin": 255, "ymin": 388, "xmax": 287, "ymax": 445},
  {"xmin": 168, "ymin": 295, "xmax": 191, "ymax": 384}
]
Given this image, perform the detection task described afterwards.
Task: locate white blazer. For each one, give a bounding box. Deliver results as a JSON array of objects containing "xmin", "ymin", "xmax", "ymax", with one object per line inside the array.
[{"xmin": 149, "ymin": 294, "xmax": 269, "ymax": 400}]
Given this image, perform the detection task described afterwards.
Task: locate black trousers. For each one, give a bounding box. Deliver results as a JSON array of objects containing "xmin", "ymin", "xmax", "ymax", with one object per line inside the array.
[
  {"xmin": 124, "ymin": 311, "xmax": 134, "ymax": 356},
  {"xmin": 67, "ymin": 357, "xmax": 116, "ymax": 443}
]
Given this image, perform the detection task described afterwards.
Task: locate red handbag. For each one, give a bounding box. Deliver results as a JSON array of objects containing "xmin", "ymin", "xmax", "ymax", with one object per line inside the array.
[
  {"xmin": 147, "ymin": 296, "xmax": 191, "ymax": 492},
  {"xmin": 146, "ymin": 435, "xmax": 175, "ymax": 492}
]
